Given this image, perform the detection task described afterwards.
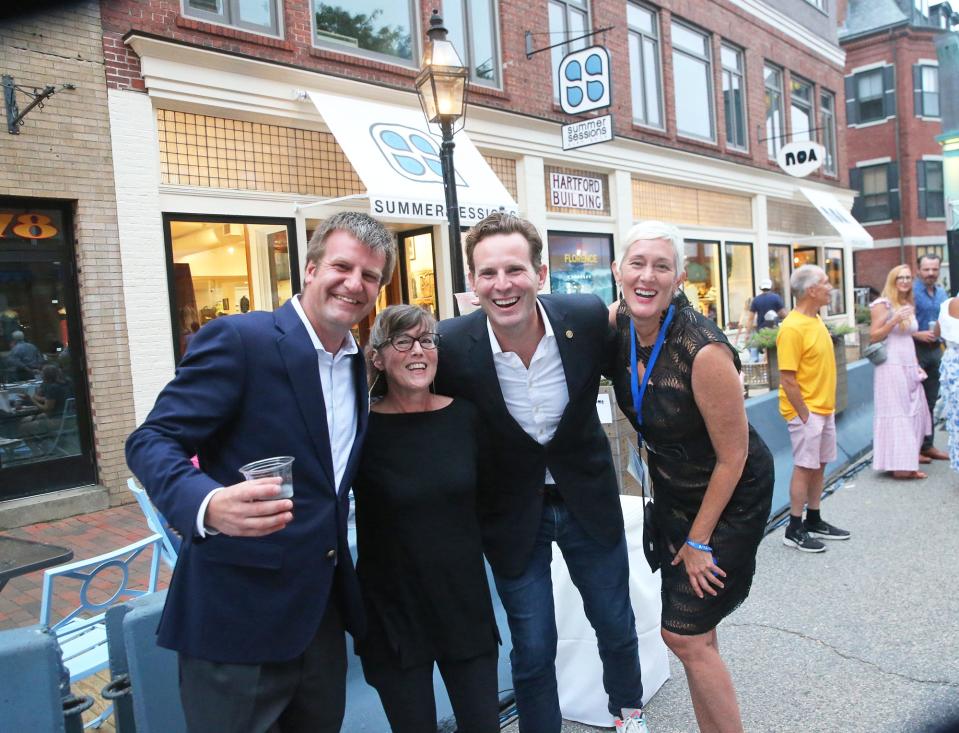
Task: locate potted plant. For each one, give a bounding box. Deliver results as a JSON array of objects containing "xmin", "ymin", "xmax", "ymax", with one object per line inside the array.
[{"xmin": 747, "ymin": 327, "xmax": 781, "ymax": 389}]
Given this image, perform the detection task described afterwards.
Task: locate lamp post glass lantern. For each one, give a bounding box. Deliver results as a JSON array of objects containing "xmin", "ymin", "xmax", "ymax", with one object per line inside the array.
[{"xmin": 416, "ymin": 9, "xmax": 469, "ymax": 297}]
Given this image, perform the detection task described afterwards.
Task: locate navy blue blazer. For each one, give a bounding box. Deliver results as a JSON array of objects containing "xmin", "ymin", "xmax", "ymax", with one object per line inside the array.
[
  {"xmin": 435, "ymin": 294, "xmax": 623, "ymax": 579},
  {"xmin": 126, "ymin": 300, "xmax": 366, "ymax": 663}
]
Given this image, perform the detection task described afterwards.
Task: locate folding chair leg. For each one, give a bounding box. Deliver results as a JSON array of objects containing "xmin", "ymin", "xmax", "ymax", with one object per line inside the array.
[{"xmin": 84, "ymin": 702, "xmax": 113, "ymax": 729}]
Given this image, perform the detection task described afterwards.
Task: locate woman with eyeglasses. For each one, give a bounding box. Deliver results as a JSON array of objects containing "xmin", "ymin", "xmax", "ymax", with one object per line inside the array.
[
  {"xmin": 352, "ymin": 304, "xmax": 500, "ymax": 733},
  {"xmin": 870, "ymin": 265, "xmax": 932, "ymax": 479}
]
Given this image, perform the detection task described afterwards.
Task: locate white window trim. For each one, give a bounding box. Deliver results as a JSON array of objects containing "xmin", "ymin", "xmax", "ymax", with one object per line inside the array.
[
  {"xmin": 849, "ymin": 117, "xmax": 894, "ymax": 129},
  {"xmin": 180, "ymin": 0, "xmax": 284, "ymax": 38},
  {"xmin": 856, "ymin": 156, "xmax": 892, "ymax": 167},
  {"xmin": 849, "ymin": 61, "xmax": 889, "ymax": 75},
  {"xmin": 917, "ymin": 115, "xmax": 942, "ymax": 121},
  {"xmin": 864, "ymin": 219, "xmax": 893, "ymax": 226},
  {"xmin": 670, "ymin": 19, "xmax": 716, "ymax": 143},
  {"xmin": 627, "ymin": 1, "xmax": 666, "ymax": 131},
  {"xmin": 922, "ymin": 154, "xmax": 944, "ymax": 161},
  {"xmin": 311, "ymin": 0, "xmax": 420, "ymax": 69},
  {"xmin": 917, "ymin": 58, "xmax": 939, "ymax": 66}
]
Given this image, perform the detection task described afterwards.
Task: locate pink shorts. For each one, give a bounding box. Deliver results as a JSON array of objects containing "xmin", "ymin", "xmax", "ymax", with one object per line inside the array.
[{"xmin": 787, "ymin": 412, "xmax": 837, "ymax": 469}]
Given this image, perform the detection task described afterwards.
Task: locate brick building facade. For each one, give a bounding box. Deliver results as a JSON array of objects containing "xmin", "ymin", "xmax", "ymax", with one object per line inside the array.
[
  {"xmin": 1, "ymin": 0, "xmax": 867, "ymax": 522},
  {"xmin": 840, "ymin": 0, "xmax": 953, "ymax": 294},
  {"xmin": 0, "ymin": 1, "xmax": 133, "ymax": 524}
]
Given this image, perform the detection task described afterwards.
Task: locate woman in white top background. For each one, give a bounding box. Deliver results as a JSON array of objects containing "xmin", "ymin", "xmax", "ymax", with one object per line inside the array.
[{"xmin": 937, "ymin": 295, "xmax": 959, "ymax": 473}]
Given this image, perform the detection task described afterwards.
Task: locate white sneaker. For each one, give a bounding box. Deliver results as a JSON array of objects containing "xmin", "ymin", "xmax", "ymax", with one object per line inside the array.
[{"xmin": 616, "ymin": 709, "xmax": 650, "ymax": 732}]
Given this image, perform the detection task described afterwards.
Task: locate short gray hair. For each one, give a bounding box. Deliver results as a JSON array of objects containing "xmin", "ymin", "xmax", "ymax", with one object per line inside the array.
[
  {"xmin": 306, "ymin": 212, "xmax": 397, "ymax": 286},
  {"xmin": 11, "ymin": 330, "xmax": 24, "ymax": 342},
  {"xmin": 619, "ymin": 220, "xmax": 685, "ymax": 273},
  {"xmin": 366, "ymin": 304, "xmax": 437, "ymax": 399},
  {"xmin": 790, "ymin": 264, "xmax": 826, "ymax": 299}
]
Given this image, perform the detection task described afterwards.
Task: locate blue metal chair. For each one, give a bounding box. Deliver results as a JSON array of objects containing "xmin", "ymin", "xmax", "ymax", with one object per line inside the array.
[
  {"xmin": 127, "ymin": 478, "xmax": 180, "ymax": 568},
  {"xmin": 39, "ymin": 533, "xmax": 164, "ymax": 729}
]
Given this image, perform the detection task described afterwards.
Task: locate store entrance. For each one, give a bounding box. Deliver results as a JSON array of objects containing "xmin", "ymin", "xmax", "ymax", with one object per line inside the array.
[
  {"xmin": 0, "ymin": 199, "xmax": 95, "ymax": 500},
  {"xmin": 356, "ymin": 228, "xmax": 438, "ymax": 346}
]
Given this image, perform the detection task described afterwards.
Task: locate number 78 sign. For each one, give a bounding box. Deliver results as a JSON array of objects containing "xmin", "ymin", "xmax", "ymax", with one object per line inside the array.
[{"xmin": 0, "ymin": 211, "xmax": 59, "ymax": 240}]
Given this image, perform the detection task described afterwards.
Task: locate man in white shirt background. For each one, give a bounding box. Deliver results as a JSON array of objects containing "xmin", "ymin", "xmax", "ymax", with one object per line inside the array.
[
  {"xmin": 126, "ymin": 212, "xmax": 395, "ymax": 732},
  {"xmin": 436, "ymin": 213, "xmax": 646, "ymax": 733}
]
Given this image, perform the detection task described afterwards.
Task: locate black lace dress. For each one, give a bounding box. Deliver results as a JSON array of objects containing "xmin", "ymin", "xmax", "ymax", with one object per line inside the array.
[{"xmin": 610, "ymin": 292, "xmax": 774, "ymax": 635}]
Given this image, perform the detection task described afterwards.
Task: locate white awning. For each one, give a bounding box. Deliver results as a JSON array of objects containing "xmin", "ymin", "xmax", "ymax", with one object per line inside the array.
[
  {"xmin": 302, "ymin": 90, "xmax": 518, "ymax": 225},
  {"xmin": 800, "ymin": 187, "xmax": 873, "ymax": 249}
]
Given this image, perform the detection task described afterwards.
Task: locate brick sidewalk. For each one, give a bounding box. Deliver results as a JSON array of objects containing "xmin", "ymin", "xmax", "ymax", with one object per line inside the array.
[{"xmin": 0, "ymin": 503, "xmax": 172, "ymax": 630}]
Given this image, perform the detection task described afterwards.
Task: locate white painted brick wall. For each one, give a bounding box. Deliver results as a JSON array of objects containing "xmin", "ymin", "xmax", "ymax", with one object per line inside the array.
[{"xmin": 108, "ymin": 89, "xmax": 176, "ymax": 424}]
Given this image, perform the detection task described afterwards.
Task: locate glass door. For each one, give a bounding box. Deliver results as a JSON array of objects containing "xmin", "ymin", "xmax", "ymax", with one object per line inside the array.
[
  {"xmin": 399, "ymin": 229, "xmax": 438, "ymax": 319},
  {"xmin": 0, "ymin": 199, "xmax": 94, "ymax": 499}
]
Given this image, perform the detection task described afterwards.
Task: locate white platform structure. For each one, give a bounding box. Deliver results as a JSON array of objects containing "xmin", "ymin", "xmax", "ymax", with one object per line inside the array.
[{"xmin": 553, "ymin": 495, "xmax": 670, "ymax": 726}]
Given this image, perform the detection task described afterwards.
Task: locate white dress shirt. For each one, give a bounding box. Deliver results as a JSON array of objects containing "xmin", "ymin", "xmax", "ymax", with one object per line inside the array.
[
  {"xmin": 487, "ymin": 299, "xmax": 569, "ymax": 484},
  {"xmin": 196, "ymin": 296, "xmax": 358, "ymax": 536}
]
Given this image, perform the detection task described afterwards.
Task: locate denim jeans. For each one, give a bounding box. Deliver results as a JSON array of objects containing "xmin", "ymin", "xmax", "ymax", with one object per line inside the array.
[{"xmin": 493, "ymin": 498, "xmax": 644, "ymax": 733}]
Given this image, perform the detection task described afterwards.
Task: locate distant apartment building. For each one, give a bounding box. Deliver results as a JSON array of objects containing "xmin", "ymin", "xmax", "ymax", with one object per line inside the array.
[{"xmin": 840, "ymin": 0, "xmax": 957, "ymax": 294}]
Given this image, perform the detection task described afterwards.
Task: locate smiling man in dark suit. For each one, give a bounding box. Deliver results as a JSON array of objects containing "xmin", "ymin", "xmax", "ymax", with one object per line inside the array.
[
  {"xmin": 126, "ymin": 212, "xmax": 395, "ymax": 733},
  {"xmin": 435, "ymin": 213, "xmax": 646, "ymax": 733}
]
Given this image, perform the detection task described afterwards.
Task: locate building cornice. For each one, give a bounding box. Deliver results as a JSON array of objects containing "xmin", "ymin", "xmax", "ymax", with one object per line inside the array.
[{"xmin": 726, "ymin": 0, "xmax": 845, "ymax": 67}]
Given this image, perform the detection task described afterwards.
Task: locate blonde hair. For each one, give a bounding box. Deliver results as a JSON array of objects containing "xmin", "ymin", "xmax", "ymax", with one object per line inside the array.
[{"xmin": 879, "ymin": 265, "xmax": 915, "ymax": 331}]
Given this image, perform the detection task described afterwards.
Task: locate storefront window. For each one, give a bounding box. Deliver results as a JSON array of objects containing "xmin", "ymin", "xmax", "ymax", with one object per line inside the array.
[
  {"xmin": 769, "ymin": 244, "xmax": 792, "ymax": 307},
  {"xmin": 547, "ymin": 232, "xmax": 615, "ymax": 304},
  {"xmin": 0, "ymin": 200, "xmax": 94, "ymax": 499},
  {"xmin": 166, "ymin": 217, "xmax": 298, "ymax": 362},
  {"xmin": 724, "ymin": 242, "xmax": 754, "ymax": 329},
  {"xmin": 793, "ymin": 247, "xmax": 817, "ymax": 268},
  {"xmin": 824, "ymin": 247, "xmax": 845, "ymax": 315},
  {"xmin": 684, "ymin": 240, "xmax": 722, "ymax": 325},
  {"xmin": 399, "ymin": 230, "xmax": 438, "ymax": 319}
]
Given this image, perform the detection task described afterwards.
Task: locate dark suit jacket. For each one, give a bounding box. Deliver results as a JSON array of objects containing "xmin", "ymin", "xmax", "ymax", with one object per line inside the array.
[
  {"xmin": 125, "ymin": 300, "xmax": 366, "ymax": 664},
  {"xmin": 435, "ymin": 293, "xmax": 623, "ymax": 578}
]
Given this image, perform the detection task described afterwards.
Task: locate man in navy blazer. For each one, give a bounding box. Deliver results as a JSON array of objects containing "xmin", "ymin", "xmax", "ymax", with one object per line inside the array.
[
  {"xmin": 435, "ymin": 213, "xmax": 646, "ymax": 733},
  {"xmin": 126, "ymin": 212, "xmax": 396, "ymax": 732}
]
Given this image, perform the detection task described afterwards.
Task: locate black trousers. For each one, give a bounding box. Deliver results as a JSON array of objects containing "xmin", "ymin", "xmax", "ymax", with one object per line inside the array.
[
  {"xmin": 917, "ymin": 343, "xmax": 943, "ymax": 450},
  {"xmin": 361, "ymin": 649, "xmax": 500, "ymax": 733},
  {"xmin": 178, "ymin": 601, "xmax": 346, "ymax": 733}
]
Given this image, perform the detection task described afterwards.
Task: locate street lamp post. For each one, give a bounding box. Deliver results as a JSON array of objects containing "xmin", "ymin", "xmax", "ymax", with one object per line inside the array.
[{"xmin": 415, "ymin": 9, "xmax": 470, "ymax": 297}]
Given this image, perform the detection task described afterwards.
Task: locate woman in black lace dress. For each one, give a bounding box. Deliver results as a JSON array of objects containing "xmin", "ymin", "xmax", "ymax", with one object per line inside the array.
[{"xmin": 608, "ymin": 221, "xmax": 773, "ymax": 733}]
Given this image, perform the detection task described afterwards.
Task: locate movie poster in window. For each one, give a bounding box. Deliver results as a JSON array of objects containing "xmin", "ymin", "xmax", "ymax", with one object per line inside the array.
[{"xmin": 547, "ymin": 232, "xmax": 614, "ymax": 304}]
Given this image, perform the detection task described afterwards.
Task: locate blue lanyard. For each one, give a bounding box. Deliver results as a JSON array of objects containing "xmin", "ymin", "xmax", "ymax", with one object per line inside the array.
[{"xmin": 629, "ymin": 304, "xmax": 675, "ymax": 443}]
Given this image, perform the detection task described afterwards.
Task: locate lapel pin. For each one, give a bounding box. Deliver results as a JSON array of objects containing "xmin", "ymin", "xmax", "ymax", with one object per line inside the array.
[{"xmin": 565, "ymin": 329, "xmax": 574, "ymax": 339}]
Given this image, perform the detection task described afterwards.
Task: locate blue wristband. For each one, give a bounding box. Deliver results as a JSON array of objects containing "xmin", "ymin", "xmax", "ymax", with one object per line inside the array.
[{"xmin": 685, "ymin": 539, "xmax": 712, "ymax": 553}]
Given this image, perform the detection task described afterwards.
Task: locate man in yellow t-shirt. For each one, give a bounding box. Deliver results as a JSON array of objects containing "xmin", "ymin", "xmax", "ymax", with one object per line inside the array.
[{"xmin": 776, "ymin": 265, "xmax": 851, "ymax": 553}]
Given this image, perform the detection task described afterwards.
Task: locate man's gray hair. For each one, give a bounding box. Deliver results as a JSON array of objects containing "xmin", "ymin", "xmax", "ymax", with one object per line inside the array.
[
  {"xmin": 619, "ymin": 220, "xmax": 685, "ymax": 273},
  {"xmin": 306, "ymin": 211, "xmax": 397, "ymax": 286},
  {"xmin": 11, "ymin": 330, "xmax": 24, "ymax": 342},
  {"xmin": 790, "ymin": 264, "xmax": 826, "ymax": 299}
]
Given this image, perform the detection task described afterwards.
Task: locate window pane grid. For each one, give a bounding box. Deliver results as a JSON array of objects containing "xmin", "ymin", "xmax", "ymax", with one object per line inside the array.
[
  {"xmin": 482, "ymin": 154, "xmax": 518, "ymax": 200},
  {"xmin": 790, "ymin": 78, "xmax": 814, "ymax": 142},
  {"xmin": 820, "ymin": 91, "xmax": 837, "ymax": 174},
  {"xmin": 156, "ymin": 109, "xmax": 363, "ymax": 197},
  {"xmin": 671, "ymin": 21, "xmax": 714, "ymax": 140},
  {"xmin": 722, "ymin": 44, "xmax": 746, "ymax": 149},
  {"xmin": 633, "ymin": 179, "xmax": 751, "ymax": 228},
  {"xmin": 764, "ymin": 64, "xmax": 784, "ymax": 156}
]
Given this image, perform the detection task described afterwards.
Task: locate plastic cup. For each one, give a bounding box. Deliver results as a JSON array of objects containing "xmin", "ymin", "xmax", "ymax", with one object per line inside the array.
[
  {"xmin": 929, "ymin": 321, "xmax": 938, "ymax": 333},
  {"xmin": 239, "ymin": 456, "xmax": 294, "ymax": 499}
]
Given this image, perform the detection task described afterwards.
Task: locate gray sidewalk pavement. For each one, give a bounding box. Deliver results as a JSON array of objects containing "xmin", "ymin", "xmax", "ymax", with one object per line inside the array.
[{"xmin": 505, "ymin": 430, "xmax": 959, "ymax": 733}]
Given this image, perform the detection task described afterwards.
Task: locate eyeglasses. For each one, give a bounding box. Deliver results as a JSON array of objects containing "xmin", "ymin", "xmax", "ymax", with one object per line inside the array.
[
  {"xmin": 379, "ymin": 332, "xmax": 440, "ymax": 352},
  {"xmin": 895, "ymin": 276, "xmax": 913, "ymax": 282}
]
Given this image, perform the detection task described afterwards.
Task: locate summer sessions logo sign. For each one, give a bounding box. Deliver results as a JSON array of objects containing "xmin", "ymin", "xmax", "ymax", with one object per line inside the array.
[{"xmin": 558, "ymin": 46, "xmax": 614, "ymax": 151}]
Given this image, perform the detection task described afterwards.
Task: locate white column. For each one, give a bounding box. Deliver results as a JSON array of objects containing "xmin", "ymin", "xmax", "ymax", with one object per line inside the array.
[
  {"xmin": 108, "ymin": 89, "xmax": 175, "ymax": 424},
  {"xmin": 612, "ymin": 170, "xmax": 634, "ymax": 260},
  {"xmin": 753, "ymin": 193, "xmax": 770, "ymax": 284}
]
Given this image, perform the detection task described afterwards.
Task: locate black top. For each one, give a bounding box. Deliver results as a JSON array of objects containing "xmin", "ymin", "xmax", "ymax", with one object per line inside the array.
[
  {"xmin": 610, "ymin": 292, "xmax": 774, "ymax": 634},
  {"xmin": 353, "ymin": 398, "xmax": 499, "ymax": 668}
]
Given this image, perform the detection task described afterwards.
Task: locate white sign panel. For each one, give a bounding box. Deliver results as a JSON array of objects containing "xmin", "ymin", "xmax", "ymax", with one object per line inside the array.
[
  {"xmin": 549, "ymin": 172, "xmax": 605, "ymax": 211},
  {"xmin": 562, "ymin": 114, "xmax": 613, "ymax": 150},
  {"xmin": 596, "ymin": 392, "xmax": 613, "ymax": 424},
  {"xmin": 558, "ymin": 46, "xmax": 612, "ymax": 115},
  {"xmin": 800, "ymin": 187, "xmax": 873, "ymax": 249},
  {"xmin": 776, "ymin": 141, "xmax": 826, "ymax": 177}
]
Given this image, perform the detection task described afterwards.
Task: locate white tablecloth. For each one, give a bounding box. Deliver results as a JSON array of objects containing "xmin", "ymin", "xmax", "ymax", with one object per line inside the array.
[{"xmin": 553, "ymin": 495, "xmax": 670, "ymax": 726}]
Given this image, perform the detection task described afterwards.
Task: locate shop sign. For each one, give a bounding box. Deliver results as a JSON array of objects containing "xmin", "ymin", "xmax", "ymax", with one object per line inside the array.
[
  {"xmin": 371, "ymin": 197, "xmax": 517, "ymax": 226},
  {"xmin": 559, "ymin": 46, "xmax": 612, "ymax": 115},
  {"xmin": 549, "ymin": 173, "xmax": 604, "ymax": 211},
  {"xmin": 776, "ymin": 141, "xmax": 825, "ymax": 178},
  {"xmin": 0, "ymin": 211, "xmax": 59, "ymax": 240},
  {"xmin": 562, "ymin": 114, "xmax": 613, "ymax": 151}
]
